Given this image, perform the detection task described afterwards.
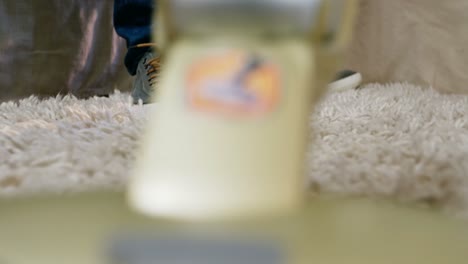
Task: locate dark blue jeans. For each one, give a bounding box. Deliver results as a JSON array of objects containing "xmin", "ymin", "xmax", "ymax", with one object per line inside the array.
[{"xmin": 113, "ymin": 0, "xmax": 155, "ymax": 75}]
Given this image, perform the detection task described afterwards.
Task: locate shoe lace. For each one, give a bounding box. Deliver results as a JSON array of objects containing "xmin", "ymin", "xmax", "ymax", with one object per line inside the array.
[{"xmin": 131, "ymin": 43, "xmax": 161, "ymax": 86}]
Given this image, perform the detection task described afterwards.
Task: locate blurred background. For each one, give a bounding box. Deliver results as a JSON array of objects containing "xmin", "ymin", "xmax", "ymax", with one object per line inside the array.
[
  {"xmin": 2, "ymin": 0, "xmax": 468, "ymax": 103},
  {"xmin": 0, "ymin": 0, "xmax": 131, "ymax": 102}
]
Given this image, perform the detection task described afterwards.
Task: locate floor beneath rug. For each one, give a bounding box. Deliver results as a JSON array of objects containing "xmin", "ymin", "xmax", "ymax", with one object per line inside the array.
[{"xmin": 1, "ymin": 83, "xmax": 467, "ymax": 217}]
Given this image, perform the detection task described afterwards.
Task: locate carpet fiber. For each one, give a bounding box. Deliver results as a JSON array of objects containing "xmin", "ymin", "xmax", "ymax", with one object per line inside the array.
[{"xmin": 1, "ymin": 83, "xmax": 468, "ymax": 217}]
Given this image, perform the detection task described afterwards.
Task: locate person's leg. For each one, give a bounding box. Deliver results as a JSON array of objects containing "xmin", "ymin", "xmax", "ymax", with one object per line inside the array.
[{"xmin": 113, "ymin": 0, "xmax": 155, "ymax": 76}]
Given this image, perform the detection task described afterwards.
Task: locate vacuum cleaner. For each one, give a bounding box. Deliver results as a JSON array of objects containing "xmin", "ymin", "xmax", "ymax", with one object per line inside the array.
[{"xmin": 1, "ymin": 1, "xmax": 468, "ymax": 263}]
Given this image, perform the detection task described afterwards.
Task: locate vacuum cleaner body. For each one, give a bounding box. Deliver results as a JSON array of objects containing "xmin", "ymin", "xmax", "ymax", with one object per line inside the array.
[{"xmin": 130, "ymin": 0, "xmax": 358, "ymax": 220}]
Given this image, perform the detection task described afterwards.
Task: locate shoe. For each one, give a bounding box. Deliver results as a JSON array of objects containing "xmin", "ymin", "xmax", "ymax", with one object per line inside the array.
[
  {"xmin": 328, "ymin": 70, "xmax": 362, "ymax": 92},
  {"xmin": 131, "ymin": 44, "xmax": 161, "ymax": 104}
]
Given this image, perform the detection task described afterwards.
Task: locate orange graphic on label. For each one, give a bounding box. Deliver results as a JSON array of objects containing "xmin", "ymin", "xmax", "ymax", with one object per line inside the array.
[{"xmin": 186, "ymin": 50, "xmax": 281, "ymax": 117}]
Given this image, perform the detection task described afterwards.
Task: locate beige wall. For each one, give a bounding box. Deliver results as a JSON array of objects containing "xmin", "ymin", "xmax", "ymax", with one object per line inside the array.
[{"xmin": 346, "ymin": 0, "xmax": 468, "ymax": 94}]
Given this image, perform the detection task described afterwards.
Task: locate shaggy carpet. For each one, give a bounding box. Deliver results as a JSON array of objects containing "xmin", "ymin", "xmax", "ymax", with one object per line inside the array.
[{"xmin": 1, "ymin": 83, "xmax": 468, "ymax": 217}]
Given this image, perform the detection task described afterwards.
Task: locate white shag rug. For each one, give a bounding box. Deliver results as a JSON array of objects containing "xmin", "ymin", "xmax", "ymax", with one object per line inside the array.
[{"xmin": 1, "ymin": 83, "xmax": 468, "ymax": 217}]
